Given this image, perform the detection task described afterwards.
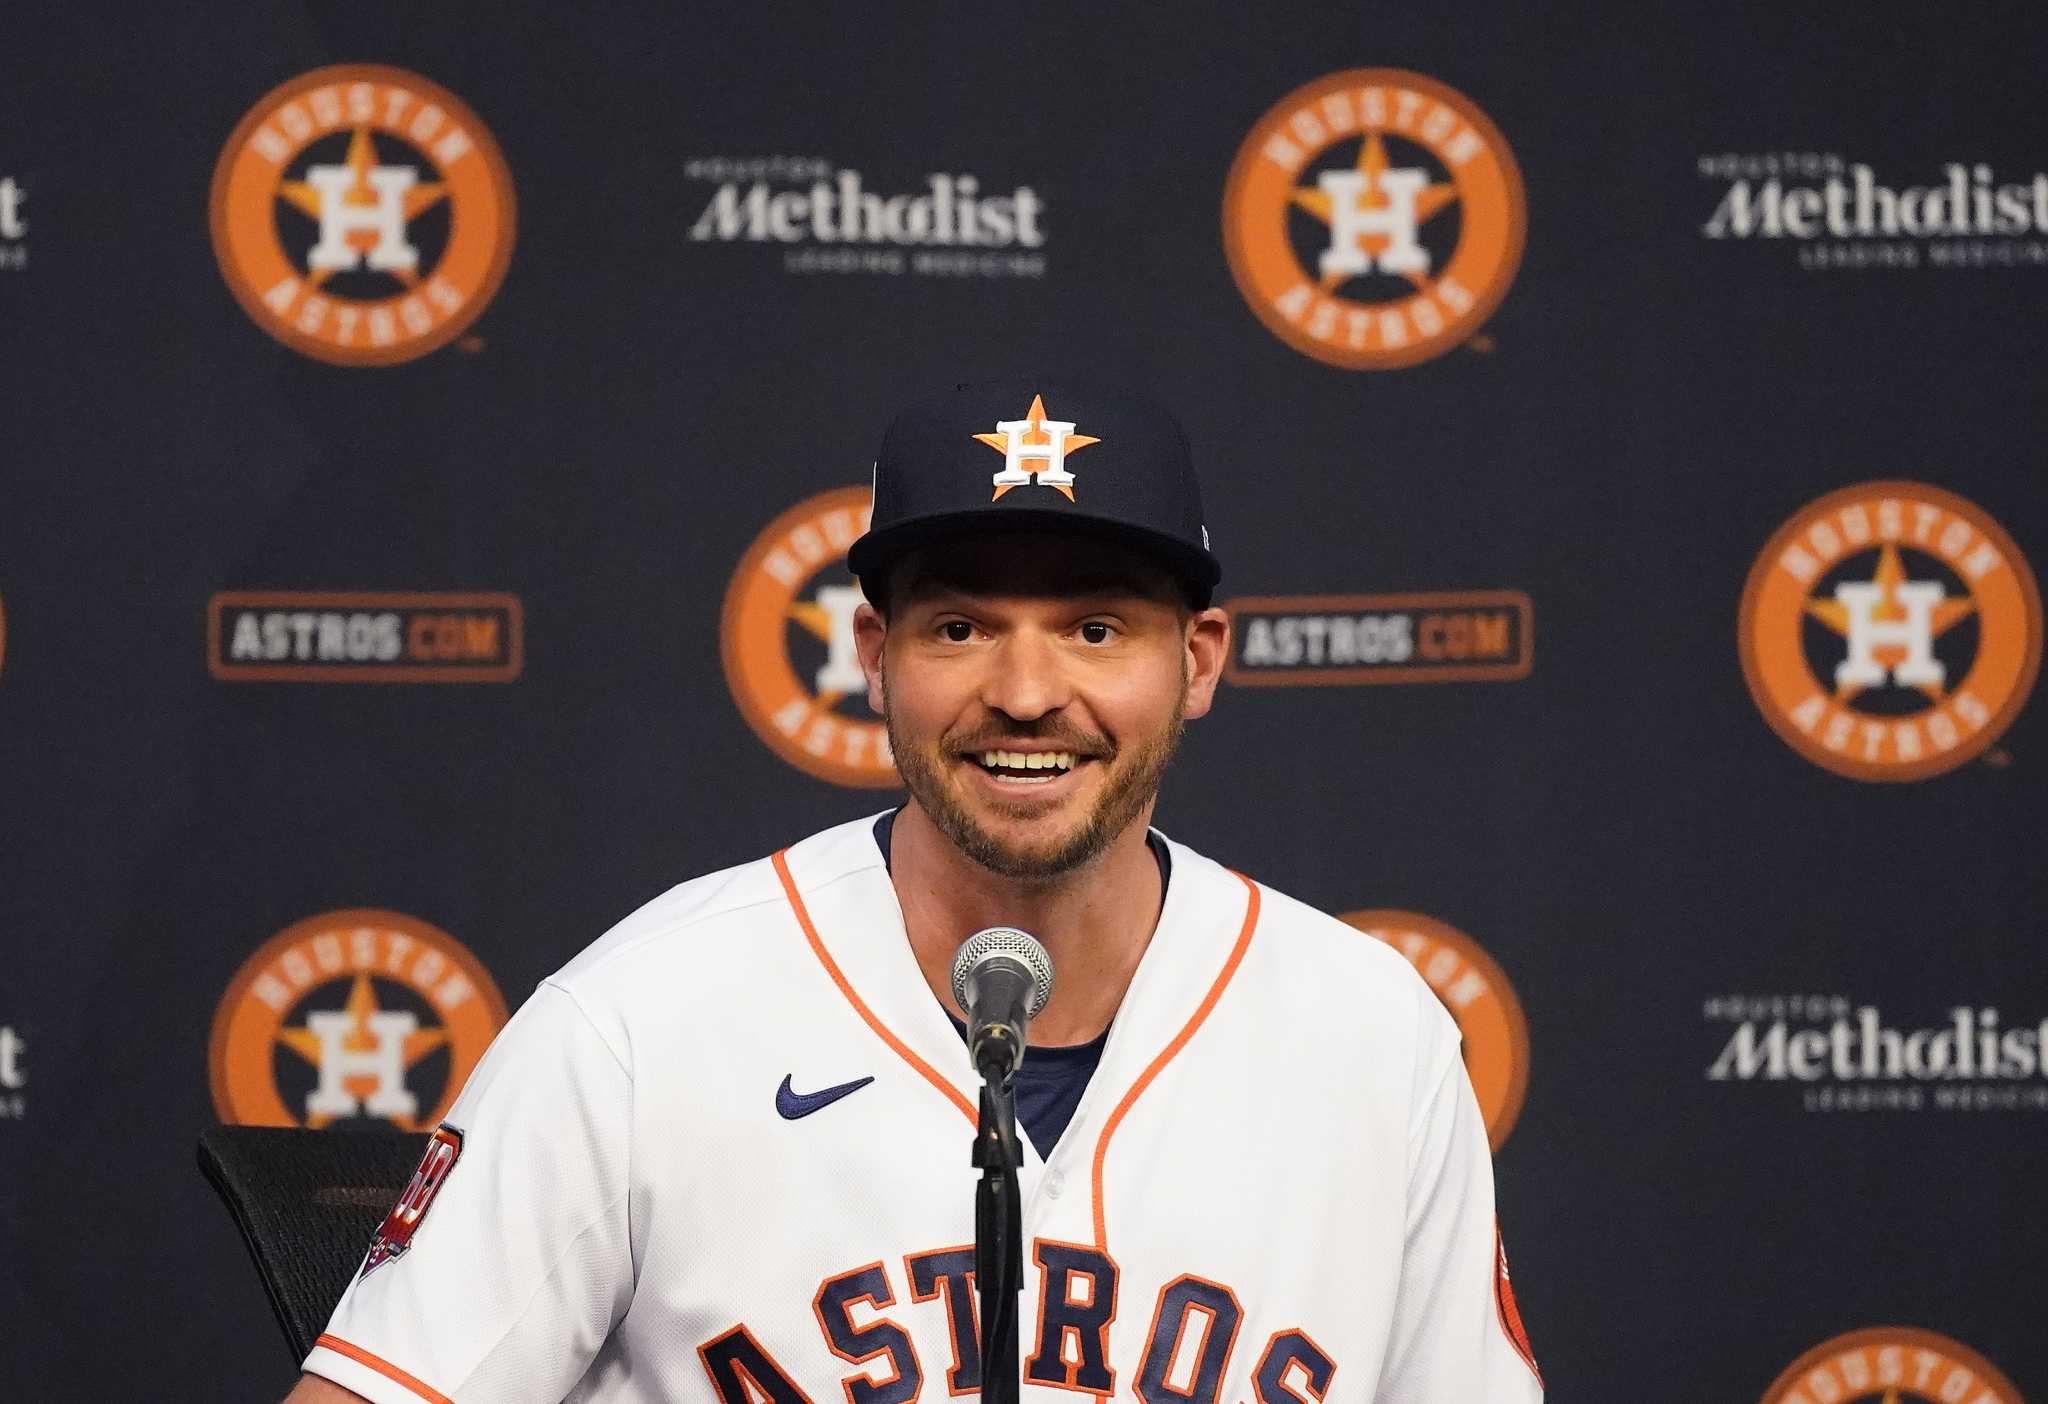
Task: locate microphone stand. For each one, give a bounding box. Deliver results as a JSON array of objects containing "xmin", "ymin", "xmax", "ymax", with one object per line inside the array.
[{"xmin": 972, "ymin": 1066, "xmax": 1024, "ymax": 1404}]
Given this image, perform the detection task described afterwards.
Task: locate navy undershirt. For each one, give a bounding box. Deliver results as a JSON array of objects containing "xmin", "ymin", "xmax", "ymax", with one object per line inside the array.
[{"xmin": 873, "ymin": 809, "xmax": 1170, "ymax": 1157}]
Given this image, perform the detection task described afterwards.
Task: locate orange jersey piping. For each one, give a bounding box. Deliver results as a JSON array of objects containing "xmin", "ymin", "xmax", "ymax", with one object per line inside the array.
[
  {"xmin": 312, "ymin": 1333, "xmax": 452, "ymax": 1404},
  {"xmin": 774, "ymin": 849, "xmax": 977, "ymax": 1125},
  {"xmin": 1090, "ymin": 871, "xmax": 1261, "ymax": 1249}
]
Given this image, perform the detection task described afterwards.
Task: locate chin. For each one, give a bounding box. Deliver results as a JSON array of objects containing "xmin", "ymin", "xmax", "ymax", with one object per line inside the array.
[{"xmin": 949, "ymin": 797, "xmax": 1124, "ymax": 881}]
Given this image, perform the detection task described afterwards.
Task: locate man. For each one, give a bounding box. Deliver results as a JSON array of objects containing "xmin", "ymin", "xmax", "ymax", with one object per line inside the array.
[{"xmin": 286, "ymin": 379, "xmax": 1543, "ymax": 1403}]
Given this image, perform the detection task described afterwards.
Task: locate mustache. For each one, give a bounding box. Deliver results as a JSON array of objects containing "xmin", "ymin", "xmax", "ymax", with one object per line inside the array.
[{"xmin": 944, "ymin": 723, "xmax": 1115, "ymax": 759}]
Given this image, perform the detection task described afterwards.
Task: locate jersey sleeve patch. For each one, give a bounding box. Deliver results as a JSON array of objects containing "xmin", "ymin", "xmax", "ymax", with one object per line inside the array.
[
  {"xmin": 362, "ymin": 1124, "xmax": 464, "ymax": 1279},
  {"xmin": 1493, "ymin": 1221, "xmax": 1542, "ymax": 1386}
]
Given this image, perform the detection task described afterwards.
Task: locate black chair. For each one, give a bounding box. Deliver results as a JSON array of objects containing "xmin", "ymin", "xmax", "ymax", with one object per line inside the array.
[{"xmin": 197, "ymin": 1125, "xmax": 428, "ymax": 1364}]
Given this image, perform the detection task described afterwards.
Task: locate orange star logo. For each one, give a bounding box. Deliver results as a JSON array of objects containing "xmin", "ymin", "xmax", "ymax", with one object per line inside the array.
[
  {"xmin": 973, "ymin": 394, "xmax": 1101, "ymax": 501},
  {"xmin": 1760, "ymin": 1328, "xmax": 2025, "ymax": 1404},
  {"xmin": 209, "ymin": 908, "xmax": 507, "ymax": 1130},
  {"xmin": 210, "ymin": 64, "xmax": 516, "ymax": 365},
  {"xmin": 721, "ymin": 487, "xmax": 898, "ymax": 788},
  {"xmin": 1737, "ymin": 481, "xmax": 2041, "ymax": 782},
  {"xmin": 1289, "ymin": 132, "xmax": 1460, "ymax": 295},
  {"xmin": 1803, "ymin": 542, "xmax": 1975, "ymax": 704},
  {"xmin": 1222, "ymin": 69, "xmax": 1525, "ymax": 369},
  {"xmin": 275, "ymin": 971, "xmax": 451, "ymax": 1130},
  {"xmin": 276, "ymin": 127, "xmax": 449, "ymax": 290}
]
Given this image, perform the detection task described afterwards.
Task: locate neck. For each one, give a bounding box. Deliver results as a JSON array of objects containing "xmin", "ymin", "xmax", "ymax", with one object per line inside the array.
[{"xmin": 889, "ymin": 800, "xmax": 1165, "ymax": 1047}]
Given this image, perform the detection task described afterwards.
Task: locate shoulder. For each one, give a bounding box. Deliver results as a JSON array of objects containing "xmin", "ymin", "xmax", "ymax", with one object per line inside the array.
[
  {"xmin": 1162, "ymin": 833, "xmax": 1461, "ymax": 1060},
  {"xmin": 1161, "ymin": 833, "xmax": 1435, "ymax": 989},
  {"xmin": 544, "ymin": 813, "xmax": 886, "ymax": 1005}
]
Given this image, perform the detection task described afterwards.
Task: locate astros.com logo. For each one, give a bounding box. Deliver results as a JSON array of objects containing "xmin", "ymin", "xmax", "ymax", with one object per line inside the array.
[
  {"xmin": 209, "ymin": 909, "xmax": 507, "ymax": 1130},
  {"xmin": 210, "ymin": 65, "xmax": 516, "ymax": 365},
  {"xmin": 722, "ymin": 487, "xmax": 898, "ymax": 788},
  {"xmin": 206, "ymin": 590, "xmax": 524, "ymax": 683},
  {"xmin": 1222, "ymin": 69, "xmax": 1525, "ymax": 369},
  {"xmin": 1738, "ymin": 481, "xmax": 2041, "ymax": 781}
]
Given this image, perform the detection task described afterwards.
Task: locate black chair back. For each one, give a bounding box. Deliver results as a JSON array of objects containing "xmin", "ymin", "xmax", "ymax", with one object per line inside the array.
[{"xmin": 197, "ymin": 1124, "xmax": 428, "ymax": 1363}]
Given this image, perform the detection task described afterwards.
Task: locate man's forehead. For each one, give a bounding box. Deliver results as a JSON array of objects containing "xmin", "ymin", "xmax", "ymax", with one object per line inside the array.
[{"xmin": 892, "ymin": 534, "xmax": 1178, "ymax": 603}]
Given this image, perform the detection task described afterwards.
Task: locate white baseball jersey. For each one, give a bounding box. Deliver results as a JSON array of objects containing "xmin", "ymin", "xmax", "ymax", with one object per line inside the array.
[{"xmin": 306, "ymin": 815, "xmax": 1543, "ymax": 1403}]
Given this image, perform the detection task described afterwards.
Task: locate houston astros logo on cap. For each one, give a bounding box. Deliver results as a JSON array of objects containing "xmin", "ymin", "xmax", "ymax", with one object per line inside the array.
[
  {"xmin": 723, "ymin": 486, "xmax": 898, "ymax": 788},
  {"xmin": 1739, "ymin": 481, "xmax": 2040, "ymax": 781},
  {"xmin": 1223, "ymin": 69, "xmax": 1524, "ymax": 369},
  {"xmin": 210, "ymin": 908, "xmax": 508, "ymax": 1129},
  {"xmin": 210, "ymin": 65, "xmax": 516, "ymax": 365},
  {"xmin": 973, "ymin": 394, "xmax": 1101, "ymax": 501},
  {"xmin": 1758, "ymin": 1327, "xmax": 2022, "ymax": 1404},
  {"xmin": 847, "ymin": 377, "xmax": 1221, "ymax": 611},
  {"xmin": 1343, "ymin": 909, "xmax": 1530, "ymax": 1150}
]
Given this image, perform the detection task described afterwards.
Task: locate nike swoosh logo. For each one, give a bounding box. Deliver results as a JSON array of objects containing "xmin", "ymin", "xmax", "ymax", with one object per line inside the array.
[{"xmin": 776, "ymin": 1073, "xmax": 875, "ymax": 1120}]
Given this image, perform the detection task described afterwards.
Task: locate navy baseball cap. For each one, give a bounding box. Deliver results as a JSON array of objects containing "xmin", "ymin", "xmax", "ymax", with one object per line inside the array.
[{"xmin": 847, "ymin": 377, "xmax": 1221, "ymax": 608}]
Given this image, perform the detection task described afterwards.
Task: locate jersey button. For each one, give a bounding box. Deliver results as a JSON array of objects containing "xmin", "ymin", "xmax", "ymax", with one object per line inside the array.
[{"xmin": 1045, "ymin": 1175, "xmax": 1064, "ymax": 1198}]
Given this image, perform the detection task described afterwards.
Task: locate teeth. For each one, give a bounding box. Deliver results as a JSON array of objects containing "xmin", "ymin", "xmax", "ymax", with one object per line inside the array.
[{"xmin": 976, "ymin": 750, "xmax": 1077, "ymax": 772}]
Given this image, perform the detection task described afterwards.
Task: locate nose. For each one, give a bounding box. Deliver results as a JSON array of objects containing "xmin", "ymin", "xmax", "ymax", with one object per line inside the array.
[{"xmin": 979, "ymin": 627, "xmax": 1072, "ymax": 723}]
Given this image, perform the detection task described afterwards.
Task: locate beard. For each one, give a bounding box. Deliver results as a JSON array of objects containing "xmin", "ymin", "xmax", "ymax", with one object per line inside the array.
[{"xmin": 885, "ymin": 682, "xmax": 1187, "ymax": 883}]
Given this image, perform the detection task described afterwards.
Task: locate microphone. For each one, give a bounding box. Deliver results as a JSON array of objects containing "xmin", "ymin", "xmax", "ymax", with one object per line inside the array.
[{"xmin": 950, "ymin": 927, "xmax": 1055, "ymax": 1083}]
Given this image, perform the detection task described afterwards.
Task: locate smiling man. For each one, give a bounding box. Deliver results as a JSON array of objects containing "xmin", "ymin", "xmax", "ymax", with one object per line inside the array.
[{"xmin": 286, "ymin": 379, "xmax": 1543, "ymax": 1404}]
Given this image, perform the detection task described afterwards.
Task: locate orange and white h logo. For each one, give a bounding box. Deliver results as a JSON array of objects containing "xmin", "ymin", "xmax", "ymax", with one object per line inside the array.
[
  {"xmin": 1317, "ymin": 166, "xmax": 1430, "ymax": 278},
  {"xmin": 1738, "ymin": 481, "xmax": 2042, "ymax": 781},
  {"xmin": 305, "ymin": 151, "xmax": 421, "ymax": 274},
  {"xmin": 210, "ymin": 65, "xmax": 516, "ymax": 365},
  {"xmin": 1833, "ymin": 574, "xmax": 1947, "ymax": 690},
  {"xmin": 210, "ymin": 909, "xmax": 508, "ymax": 1132},
  {"xmin": 809, "ymin": 583, "xmax": 869, "ymax": 696},
  {"xmin": 303, "ymin": 1005, "xmax": 420, "ymax": 1120},
  {"xmin": 721, "ymin": 487, "xmax": 899, "ymax": 788},
  {"xmin": 1222, "ymin": 69, "xmax": 1525, "ymax": 369},
  {"xmin": 974, "ymin": 394, "xmax": 1101, "ymax": 501}
]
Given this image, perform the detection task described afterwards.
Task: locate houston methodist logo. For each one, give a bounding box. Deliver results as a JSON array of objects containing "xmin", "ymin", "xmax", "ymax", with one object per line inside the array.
[
  {"xmin": 723, "ymin": 487, "xmax": 897, "ymax": 788},
  {"xmin": 1341, "ymin": 910, "xmax": 1530, "ymax": 1149},
  {"xmin": 210, "ymin": 909, "xmax": 508, "ymax": 1130},
  {"xmin": 1759, "ymin": 1327, "xmax": 2022, "ymax": 1404},
  {"xmin": 1739, "ymin": 481, "xmax": 2041, "ymax": 781},
  {"xmin": 0, "ymin": 174, "xmax": 27, "ymax": 271},
  {"xmin": 211, "ymin": 65, "xmax": 516, "ymax": 365},
  {"xmin": 1223, "ymin": 70, "xmax": 1524, "ymax": 369},
  {"xmin": 0, "ymin": 1024, "xmax": 25, "ymax": 1120},
  {"xmin": 973, "ymin": 393, "xmax": 1100, "ymax": 501},
  {"xmin": 686, "ymin": 155, "xmax": 1048, "ymax": 279},
  {"xmin": 1703, "ymin": 994, "xmax": 2048, "ymax": 1113},
  {"xmin": 1700, "ymin": 151, "xmax": 2048, "ymax": 271}
]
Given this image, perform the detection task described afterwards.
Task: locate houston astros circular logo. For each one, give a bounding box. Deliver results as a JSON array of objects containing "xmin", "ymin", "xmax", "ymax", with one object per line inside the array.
[
  {"xmin": 1222, "ymin": 69, "xmax": 1525, "ymax": 369},
  {"xmin": 1759, "ymin": 1327, "xmax": 2022, "ymax": 1404},
  {"xmin": 210, "ymin": 908, "xmax": 508, "ymax": 1129},
  {"xmin": 210, "ymin": 65, "xmax": 516, "ymax": 365},
  {"xmin": 722, "ymin": 486, "xmax": 898, "ymax": 788},
  {"xmin": 1739, "ymin": 481, "xmax": 2041, "ymax": 782},
  {"xmin": 1342, "ymin": 909, "xmax": 1530, "ymax": 1149}
]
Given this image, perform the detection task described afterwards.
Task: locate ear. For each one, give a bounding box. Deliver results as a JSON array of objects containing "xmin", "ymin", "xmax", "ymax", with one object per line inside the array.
[
  {"xmin": 1179, "ymin": 607, "xmax": 1231, "ymax": 721},
  {"xmin": 853, "ymin": 602, "xmax": 888, "ymax": 714}
]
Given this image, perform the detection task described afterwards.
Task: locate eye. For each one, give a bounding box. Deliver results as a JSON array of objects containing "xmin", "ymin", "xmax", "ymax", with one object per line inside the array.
[
  {"xmin": 940, "ymin": 620, "xmax": 974, "ymax": 643},
  {"xmin": 1079, "ymin": 621, "xmax": 1113, "ymax": 644}
]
